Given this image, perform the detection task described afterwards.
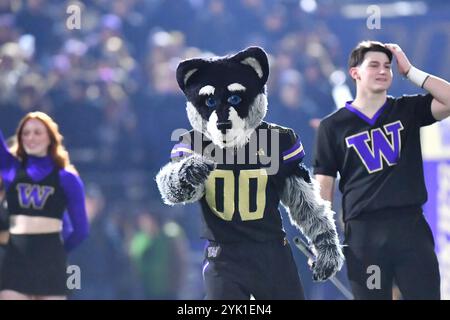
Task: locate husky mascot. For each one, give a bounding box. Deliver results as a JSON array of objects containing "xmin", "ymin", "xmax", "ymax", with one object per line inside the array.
[{"xmin": 156, "ymin": 47, "xmax": 344, "ymax": 299}]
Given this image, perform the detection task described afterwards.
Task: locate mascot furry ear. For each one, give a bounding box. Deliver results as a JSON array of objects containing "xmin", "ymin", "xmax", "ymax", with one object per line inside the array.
[
  {"xmin": 176, "ymin": 47, "xmax": 269, "ymax": 92},
  {"xmin": 156, "ymin": 47, "xmax": 344, "ymax": 298}
]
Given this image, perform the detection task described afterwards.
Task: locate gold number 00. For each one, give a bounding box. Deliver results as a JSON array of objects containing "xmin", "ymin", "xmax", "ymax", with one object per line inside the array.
[{"xmin": 204, "ymin": 169, "xmax": 268, "ymax": 221}]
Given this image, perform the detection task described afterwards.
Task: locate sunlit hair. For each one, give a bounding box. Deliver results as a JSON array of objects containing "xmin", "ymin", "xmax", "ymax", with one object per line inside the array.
[{"xmin": 11, "ymin": 112, "xmax": 77, "ymax": 174}]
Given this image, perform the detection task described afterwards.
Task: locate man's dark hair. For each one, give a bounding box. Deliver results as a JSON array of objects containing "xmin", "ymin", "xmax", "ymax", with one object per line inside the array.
[{"xmin": 348, "ymin": 40, "xmax": 393, "ymax": 69}]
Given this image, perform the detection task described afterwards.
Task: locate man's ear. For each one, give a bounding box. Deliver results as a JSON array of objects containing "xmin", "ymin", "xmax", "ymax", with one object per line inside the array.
[
  {"xmin": 176, "ymin": 59, "xmax": 207, "ymax": 92},
  {"xmin": 349, "ymin": 67, "xmax": 360, "ymax": 81},
  {"xmin": 230, "ymin": 46, "xmax": 269, "ymax": 86}
]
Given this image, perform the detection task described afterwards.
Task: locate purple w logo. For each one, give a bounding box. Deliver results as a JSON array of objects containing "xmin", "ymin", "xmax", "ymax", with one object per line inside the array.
[
  {"xmin": 16, "ymin": 183, "xmax": 55, "ymax": 210},
  {"xmin": 345, "ymin": 121, "xmax": 404, "ymax": 174}
]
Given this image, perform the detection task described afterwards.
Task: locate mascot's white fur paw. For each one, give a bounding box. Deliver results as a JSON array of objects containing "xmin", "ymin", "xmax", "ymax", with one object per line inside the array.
[
  {"xmin": 281, "ymin": 175, "xmax": 344, "ymax": 281},
  {"xmin": 311, "ymin": 233, "xmax": 345, "ymax": 281},
  {"xmin": 156, "ymin": 154, "xmax": 215, "ymax": 205}
]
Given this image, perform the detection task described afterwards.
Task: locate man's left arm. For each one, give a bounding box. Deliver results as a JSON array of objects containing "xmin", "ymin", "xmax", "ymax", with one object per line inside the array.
[
  {"xmin": 385, "ymin": 43, "xmax": 450, "ymax": 121},
  {"xmin": 423, "ymin": 77, "xmax": 450, "ymax": 121}
]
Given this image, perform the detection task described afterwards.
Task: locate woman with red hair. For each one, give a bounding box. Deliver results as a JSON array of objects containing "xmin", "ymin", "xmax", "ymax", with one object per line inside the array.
[{"xmin": 0, "ymin": 112, "xmax": 89, "ymax": 299}]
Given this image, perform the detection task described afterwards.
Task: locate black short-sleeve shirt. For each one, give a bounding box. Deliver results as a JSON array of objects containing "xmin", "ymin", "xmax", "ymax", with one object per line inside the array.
[{"xmin": 313, "ymin": 94, "xmax": 436, "ymax": 221}]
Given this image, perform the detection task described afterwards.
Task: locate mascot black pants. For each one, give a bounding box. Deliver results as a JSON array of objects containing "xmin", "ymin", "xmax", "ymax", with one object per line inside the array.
[
  {"xmin": 344, "ymin": 207, "xmax": 440, "ymax": 300},
  {"xmin": 202, "ymin": 238, "xmax": 305, "ymax": 300}
]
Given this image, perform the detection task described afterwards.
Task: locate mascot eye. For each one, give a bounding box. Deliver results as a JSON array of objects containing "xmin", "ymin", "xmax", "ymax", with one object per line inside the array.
[
  {"xmin": 205, "ymin": 97, "xmax": 217, "ymax": 108},
  {"xmin": 227, "ymin": 95, "xmax": 242, "ymax": 105}
]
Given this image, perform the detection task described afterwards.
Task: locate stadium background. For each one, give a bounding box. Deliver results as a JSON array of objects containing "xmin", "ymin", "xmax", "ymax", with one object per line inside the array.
[{"xmin": 0, "ymin": 0, "xmax": 449, "ymax": 299}]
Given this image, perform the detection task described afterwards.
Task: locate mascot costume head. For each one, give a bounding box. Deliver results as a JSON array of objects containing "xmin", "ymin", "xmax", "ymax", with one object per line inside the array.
[
  {"xmin": 156, "ymin": 47, "xmax": 344, "ymax": 300},
  {"xmin": 176, "ymin": 47, "xmax": 269, "ymax": 149}
]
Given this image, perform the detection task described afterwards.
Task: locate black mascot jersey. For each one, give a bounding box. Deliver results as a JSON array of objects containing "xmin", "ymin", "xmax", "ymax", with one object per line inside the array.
[{"xmin": 170, "ymin": 121, "xmax": 306, "ymax": 242}]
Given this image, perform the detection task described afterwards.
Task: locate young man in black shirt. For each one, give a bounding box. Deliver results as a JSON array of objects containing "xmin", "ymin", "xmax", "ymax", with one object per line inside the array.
[{"xmin": 313, "ymin": 41, "xmax": 450, "ymax": 299}]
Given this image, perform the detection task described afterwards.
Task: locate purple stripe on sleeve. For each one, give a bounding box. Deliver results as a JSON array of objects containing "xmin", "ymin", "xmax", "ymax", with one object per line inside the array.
[
  {"xmin": 170, "ymin": 151, "xmax": 183, "ymax": 158},
  {"xmin": 282, "ymin": 139, "xmax": 301, "ymax": 156},
  {"xmin": 173, "ymin": 143, "xmax": 192, "ymax": 150},
  {"xmin": 284, "ymin": 149, "xmax": 305, "ymax": 163}
]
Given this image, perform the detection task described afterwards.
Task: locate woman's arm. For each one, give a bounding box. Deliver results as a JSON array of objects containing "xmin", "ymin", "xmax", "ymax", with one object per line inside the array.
[
  {"xmin": 0, "ymin": 130, "xmax": 18, "ymax": 172},
  {"xmin": 59, "ymin": 170, "xmax": 89, "ymax": 252}
]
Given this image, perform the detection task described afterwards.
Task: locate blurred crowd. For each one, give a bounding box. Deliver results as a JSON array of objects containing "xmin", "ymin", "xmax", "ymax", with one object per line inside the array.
[{"xmin": 0, "ymin": 0, "xmax": 448, "ymax": 299}]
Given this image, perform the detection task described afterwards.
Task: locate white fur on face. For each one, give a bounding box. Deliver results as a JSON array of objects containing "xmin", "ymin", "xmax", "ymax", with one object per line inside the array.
[
  {"xmin": 207, "ymin": 108, "xmax": 251, "ymax": 149},
  {"xmin": 187, "ymin": 93, "xmax": 268, "ymax": 149},
  {"xmin": 186, "ymin": 101, "xmax": 209, "ymax": 137},
  {"xmin": 227, "ymin": 83, "xmax": 246, "ymax": 92},
  {"xmin": 199, "ymin": 85, "xmax": 215, "ymax": 96},
  {"xmin": 206, "ymin": 111, "xmax": 220, "ymax": 145}
]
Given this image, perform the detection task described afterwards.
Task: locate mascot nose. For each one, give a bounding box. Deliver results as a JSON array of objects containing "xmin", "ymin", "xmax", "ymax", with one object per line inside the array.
[{"xmin": 217, "ymin": 121, "xmax": 232, "ymax": 134}]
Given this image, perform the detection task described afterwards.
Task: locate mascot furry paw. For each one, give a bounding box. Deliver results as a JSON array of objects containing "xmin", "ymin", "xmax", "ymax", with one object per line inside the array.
[{"xmin": 156, "ymin": 47, "xmax": 344, "ymax": 299}]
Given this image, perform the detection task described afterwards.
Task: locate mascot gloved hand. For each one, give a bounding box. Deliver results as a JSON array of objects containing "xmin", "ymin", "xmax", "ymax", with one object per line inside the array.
[
  {"xmin": 156, "ymin": 46, "xmax": 343, "ymax": 299},
  {"xmin": 157, "ymin": 154, "xmax": 216, "ymax": 205}
]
